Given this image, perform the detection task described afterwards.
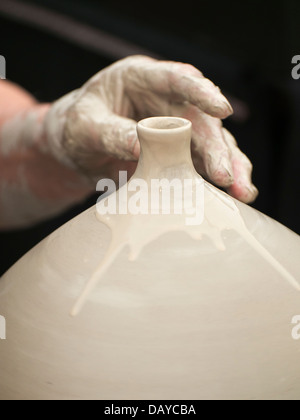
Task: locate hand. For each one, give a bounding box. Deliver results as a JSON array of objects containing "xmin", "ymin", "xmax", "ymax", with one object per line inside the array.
[{"xmin": 44, "ymin": 55, "xmax": 258, "ymax": 203}]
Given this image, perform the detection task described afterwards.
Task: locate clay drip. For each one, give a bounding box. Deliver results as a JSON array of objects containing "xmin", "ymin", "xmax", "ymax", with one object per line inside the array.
[{"xmin": 71, "ymin": 117, "xmax": 299, "ymax": 316}]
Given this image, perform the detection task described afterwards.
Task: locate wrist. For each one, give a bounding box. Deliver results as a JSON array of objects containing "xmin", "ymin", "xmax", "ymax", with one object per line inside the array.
[
  {"xmin": 42, "ymin": 90, "xmax": 82, "ymax": 170},
  {"xmin": 1, "ymin": 102, "xmax": 93, "ymax": 220},
  {"xmin": 39, "ymin": 100, "xmax": 95, "ymax": 196}
]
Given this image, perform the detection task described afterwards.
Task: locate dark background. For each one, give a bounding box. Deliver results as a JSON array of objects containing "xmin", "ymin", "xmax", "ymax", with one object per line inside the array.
[{"xmin": 0, "ymin": 0, "xmax": 299, "ymax": 274}]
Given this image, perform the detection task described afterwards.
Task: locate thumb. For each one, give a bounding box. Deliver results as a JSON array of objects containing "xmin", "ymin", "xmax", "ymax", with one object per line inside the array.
[{"xmin": 98, "ymin": 113, "xmax": 140, "ymax": 161}]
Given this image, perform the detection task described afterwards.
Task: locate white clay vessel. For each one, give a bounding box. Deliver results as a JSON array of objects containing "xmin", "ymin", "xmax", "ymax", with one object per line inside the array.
[{"xmin": 0, "ymin": 117, "xmax": 299, "ymax": 400}]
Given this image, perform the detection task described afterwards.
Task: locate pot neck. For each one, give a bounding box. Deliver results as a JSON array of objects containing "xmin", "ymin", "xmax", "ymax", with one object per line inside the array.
[{"xmin": 133, "ymin": 117, "xmax": 198, "ymax": 181}]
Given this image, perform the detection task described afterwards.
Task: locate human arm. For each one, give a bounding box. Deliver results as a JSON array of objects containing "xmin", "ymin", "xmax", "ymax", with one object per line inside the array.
[{"xmin": 0, "ymin": 56, "xmax": 257, "ymax": 230}]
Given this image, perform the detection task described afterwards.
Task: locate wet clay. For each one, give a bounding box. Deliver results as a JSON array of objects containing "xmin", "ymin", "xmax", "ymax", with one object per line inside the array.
[{"xmin": 72, "ymin": 117, "xmax": 299, "ymax": 316}]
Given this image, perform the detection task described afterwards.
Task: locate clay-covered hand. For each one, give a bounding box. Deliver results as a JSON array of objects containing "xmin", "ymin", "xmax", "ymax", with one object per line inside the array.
[{"xmin": 45, "ymin": 55, "xmax": 258, "ymax": 203}]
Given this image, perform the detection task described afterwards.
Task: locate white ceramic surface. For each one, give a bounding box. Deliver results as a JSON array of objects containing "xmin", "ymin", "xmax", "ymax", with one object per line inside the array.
[{"xmin": 0, "ymin": 117, "xmax": 299, "ymax": 400}]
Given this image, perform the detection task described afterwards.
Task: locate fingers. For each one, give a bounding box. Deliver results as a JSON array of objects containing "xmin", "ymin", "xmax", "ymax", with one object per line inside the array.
[
  {"xmin": 88, "ymin": 112, "xmax": 140, "ymax": 161},
  {"xmin": 222, "ymin": 128, "xmax": 258, "ymax": 203},
  {"xmin": 167, "ymin": 63, "xmax": 233, "ymax": 118},
  {"xmin": 185, "ymin": 105, "xmax": 258, "ymax": 203},
  {"xmin": 125, "ymin": 57, "xmax": 233, "ymax": 119},
  {"xmin": 185, "ymin": 104, "xmax": 234, "ymax": 187},
  {"xmin": 62, "ymin": 95, "xmax": 140, "ymax": 175},
  {"xmin": 174, "ymin": 98, "xmax": 258, "ymax": 203},
  {"xmin": 59, "ymin": 55, "xmax": 256, "ymax": 200}
]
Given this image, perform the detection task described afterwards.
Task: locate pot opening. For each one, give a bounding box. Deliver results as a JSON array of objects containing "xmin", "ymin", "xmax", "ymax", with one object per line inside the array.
[{"xmin": 139, "ymin": 117, "xmax": 190, "ymax": 131}]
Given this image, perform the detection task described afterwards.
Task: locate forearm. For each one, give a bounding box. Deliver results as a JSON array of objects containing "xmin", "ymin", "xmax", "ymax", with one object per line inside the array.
[{"xmin": 0, "ymin": 81, "xmax": 92, "ymax": 230}]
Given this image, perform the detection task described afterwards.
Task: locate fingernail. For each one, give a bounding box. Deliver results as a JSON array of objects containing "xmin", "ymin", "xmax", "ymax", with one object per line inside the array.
[
  {"xmin": 245, "ymin": 185, "xmax": 259, "ymax": 202},
  {"xmin": 250, "ymin": 185, "xmax": 259, "ymax": 198},
  {"xmin": 209, "ymin": 100, "xmax": 233, "ymax": 118},
  {"xmin": 132, "ymin": 139, "xmax": 140, "ymax": 159},
  {"xmin": 127, "ymin": 129, "xmax": 138, "ymax": 147},
  {"xmin": 222, "ymin": 99, "xmax": 233, "ymax": 115}
]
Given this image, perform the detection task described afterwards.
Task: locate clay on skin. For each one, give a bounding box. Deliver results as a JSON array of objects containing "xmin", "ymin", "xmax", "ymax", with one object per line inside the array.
[
  {"xmin": 44, "ymin": 54, "xmax": 259, "ymax": 198},
  {"xmin": 0, "ymin": 117, "xmax": 299, "ymax": 400},
  {"xmin": 72, "ymin": 117, "xmax": 299, "ymax": 316},
  {"xmin": 0, "ymin": 87, "xmax": 91, "ymax": 228},
  {"xmin": 0, "ymin": 56, "xmax": 257, "ymax": 229},
  {"xmin": 0, "ymin": 76, "xmax": 127, "ymax": 228}
]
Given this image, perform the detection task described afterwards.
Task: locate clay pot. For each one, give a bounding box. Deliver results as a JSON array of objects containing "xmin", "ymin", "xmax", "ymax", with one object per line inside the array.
[{"xmin": 0, "ymin": 117, "xmax": 299, "ymax": 400}]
